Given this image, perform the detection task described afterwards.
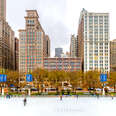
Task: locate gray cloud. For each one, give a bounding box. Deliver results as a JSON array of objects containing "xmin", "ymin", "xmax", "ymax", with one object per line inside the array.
[
  {"xmin": 7, "ymin": 0, "xmax": 115, "ymax": 57},
  {"xmin": 7, "ymin": 0, "xmax": 70, "ymax": 57}
]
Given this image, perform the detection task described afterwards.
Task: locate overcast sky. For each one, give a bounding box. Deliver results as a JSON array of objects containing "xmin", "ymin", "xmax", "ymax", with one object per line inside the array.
[{"xmin": 7, "ymin": 0, "xmax": 116, "ymax": 57}]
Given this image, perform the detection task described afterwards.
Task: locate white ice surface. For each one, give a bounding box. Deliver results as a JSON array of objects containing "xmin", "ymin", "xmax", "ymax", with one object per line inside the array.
[{"xmin": 0, "ymin": 96, "xmax": 116, "ymax": 116}]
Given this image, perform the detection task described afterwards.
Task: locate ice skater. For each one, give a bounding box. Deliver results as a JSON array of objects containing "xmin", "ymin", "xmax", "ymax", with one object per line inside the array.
[
  {"xmin": 97, "ymin": 94, "xmax": 99, "ymax": 99},
  {"xmin": 23, "ymin": 97, "xmax": 27, "ymax": 106},
  {"xmin": 111, "ymin": 94, "xmax": 114, "ymax": 100},
  {"xmin": 76, "ymin": 94, "xmax": 79, "ymax": 99},
  {"xmin": 6, "ymin": 93, "xmax": 10, "ymax": 99},
  {"xmin": 60, "ymin": 95, "xmax": 62, "ymax": 101}
]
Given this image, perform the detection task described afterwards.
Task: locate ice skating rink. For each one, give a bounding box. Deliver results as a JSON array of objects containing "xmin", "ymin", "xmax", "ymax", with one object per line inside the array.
[{"xmin": 0, "ymin": 96, "xmax": 116, "ymax": 116}]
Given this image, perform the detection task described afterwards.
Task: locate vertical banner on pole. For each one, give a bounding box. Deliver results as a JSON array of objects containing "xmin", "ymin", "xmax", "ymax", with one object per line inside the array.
[
  {"xmin": 100, "ymin": 74, "xmax": 107, "ymax": 82},
  {"xmin": 100, "ymin": 74, "xmax": 107, "ymax": 96},
  {"xmin": 0, "ymin": 74, "xmax": 7, "ymax": 96},
  {"xmin": 26, "ymin": 74, "xmax": 33, "ymax": 82},
  {"xmin": 26, "ymin": 74, "xmax": 33, "ymax": 96},
  {"xmin": 0, "ymin": 74, "xmax": 7, "ymax": 82}
]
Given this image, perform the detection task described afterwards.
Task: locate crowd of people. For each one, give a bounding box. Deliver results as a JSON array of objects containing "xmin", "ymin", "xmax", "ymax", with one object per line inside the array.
[{"xmin": 2, "ymin": 93, "xmax": 115, "ymax": 107}]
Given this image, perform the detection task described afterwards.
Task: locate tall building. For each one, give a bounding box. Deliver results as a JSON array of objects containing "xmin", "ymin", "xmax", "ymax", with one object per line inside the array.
[
  {"xmin": 70, "ymin": 35, "xmax": 78, "ymax": 57},
  {"xmin": 0, "ymin": 0, "xmax": 15, "ymax": 70},
  {"xmin": 78, "ymin": 9, "xmax": 110, "ymax": 72},
  {"xmin": 43, "ymin": 35, "xmax": 50, "ymax": 57},
  {"xmin": 15, "ymin": 38, "xmax": 19, "ymax": 71},
  {"xmin": 19, "ymin": 10, "xmax": 49, "ymax": 73},
  {"xmin": 110, "ymin": 39, "xmax": 116, "ymax": 71},
  {"xmin": 55, "ymin": 48, "xmax": 63, "ymax": 57},
  {"xmin": 66, "ymin": 52, "xmax": 70, "ymax": 57},
  {"xmin": 60, "ymin": 52, "xmax": 70, "ymax": 58},
  {"xmin": 0, "ymin": 0, "xmax": 6, "ymax": 20}
]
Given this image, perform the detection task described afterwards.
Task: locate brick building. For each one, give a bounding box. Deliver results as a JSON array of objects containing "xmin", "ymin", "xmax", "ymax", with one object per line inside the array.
[{"xmin": 44, "ymin": 57, "xmax": 82, "ymax": 72}]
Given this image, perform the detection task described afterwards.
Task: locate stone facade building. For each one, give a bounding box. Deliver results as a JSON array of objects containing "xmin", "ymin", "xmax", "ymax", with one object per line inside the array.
[
  {"xmin": 19, "ymin": 10, "xmax": 50, "ymax": 72},
  {"xmin": 44, "ymin": 57, "xmax": 82, "ymax": 72},
  {"xmin": 78, "ymin": 9, "xmax": 110, "ymax": 72},
  {"xmin": 70, "ymin": 35, "xmax": 78, "ymax": 57},
  {"xmin": 110, "ymin": 39, "xmax": 116, "ymax": 71},
  {"xmin": 0, "ymin": 0, "xmax": 15, "ymax": 70}
]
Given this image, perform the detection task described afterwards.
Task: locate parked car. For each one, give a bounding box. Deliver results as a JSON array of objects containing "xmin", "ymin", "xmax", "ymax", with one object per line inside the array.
[
  {"xmin": 106, "ymin": 87, "xmax": 114, "ymax": 92},
  {"xmin": 88, "ymin": 88, "xmax": 94, "ymax": 91},
  {"xmin": 76, "ymin": 87, "xmax": 83, "ymax": 90},
  {"xmin": 63, "ymin": 87, "xmax": 71, "ymax": 90},
  {"xmin": 10, "ymin": 87, "xmax": 18, "ymax": 92},
  {"xmin": 95, "ymin": 88, "xmax": 102, "ymax": 91},
  {"xmin": 45, "ymin": 88, "xmax": 56, "ymax": 92},
  {"xmin": 31, "ymin": 88, "xmax": 38, "ymax": 91}
]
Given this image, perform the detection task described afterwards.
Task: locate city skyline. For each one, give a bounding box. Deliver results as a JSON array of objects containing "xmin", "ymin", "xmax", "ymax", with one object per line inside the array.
[{"xmin": 6, "ymin": 0, "xmax": 116, "ymax": 57}]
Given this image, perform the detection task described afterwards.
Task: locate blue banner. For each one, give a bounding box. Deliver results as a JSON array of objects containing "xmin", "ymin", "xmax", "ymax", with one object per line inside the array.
[
  {"xmin": 26, "ymin": 74, "xmax": 33, "ymax": 82},
  {"xmin": 0, "ymin": 74, "xmax": 7, "ymax": 82},
  {"xmin": 10, "ymin": 84, "xmax": 15, "ymax": 87},
  {"xmin": 3, "ymin": 75, "xmax": 7, "ymax": 82},
  {"xmin": 0, "ymin": 75, "xmax": 2, "ymax": 82},
  {"xmin": 100, "ymin": 74, "xmax": 107, "ymax": 82}
]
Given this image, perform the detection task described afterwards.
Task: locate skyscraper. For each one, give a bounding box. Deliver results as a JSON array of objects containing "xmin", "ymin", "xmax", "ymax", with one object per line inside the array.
[
  {"xmin": 78, "ymin": 9, "xmax": 110, "ymax": 72},
  {"xmin": 70, "ymin": 35, "xmax": 78, "ymax": 57},
  {"xmin": 15, "ymin": 38, "xmax": 19, "ymax": 71},
  {"xmin": 110, "ymin": 39, "xmax": 116, "ymax": 71},
  {"xmin": 0, "ymin": 0, "xmax": 15, "ymax": 70},
  {"xmin": 19, "ymin": 10, "xmax": 49, "ymax": 73},
  {"xmin": 0, "ymin": 0, "xmax": 6, "ymax": 20},
  {"xmin": 55, "ymin": 48, "xmax": 63, "ymax": 58},
  {"xmin": 43, "ymin": 35, "xmax": 50, "ymax": 57}
]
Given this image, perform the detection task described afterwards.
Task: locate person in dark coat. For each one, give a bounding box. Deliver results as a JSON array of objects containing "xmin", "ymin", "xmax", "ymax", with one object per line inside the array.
[
  {"xmin": 76, "ymin": 94, "xmax": 79, "ymax": 99},
  {"xmin": 23, "ymin": 97, "xmax": 27, "ymax": 106},
  {"xmin": 60, "ymin": 95, "xmax": 62, "ymax": 101}
]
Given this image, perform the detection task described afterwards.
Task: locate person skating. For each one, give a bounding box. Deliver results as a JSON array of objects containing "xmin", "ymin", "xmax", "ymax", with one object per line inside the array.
[
  {"xmin": 6, "ymin": 93, "xmax": 10, "ymax": 99},
  {"xmin": 111, "ymin": 94, "xmax": 114, "ymax": 100},
  {"xmin": 60, "ymin": 95, "xmax": 62, "ymax": 101},
  {"xmin": 23, "ymin": 97, "xmax": 27, "ymax": 106},
  {"xmin": 76, "ymin": 94, "xmax": 79, "ymax": 99},
  {"xmin": 97, "ymin": 94, "xmax": 99, "ymax": 99}
]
